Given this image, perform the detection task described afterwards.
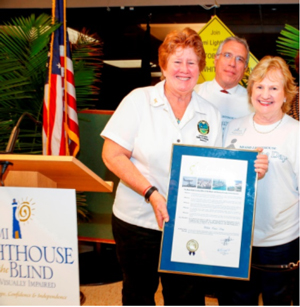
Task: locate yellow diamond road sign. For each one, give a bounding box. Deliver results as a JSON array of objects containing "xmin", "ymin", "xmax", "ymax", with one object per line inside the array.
[{"xmin": 198, "ymin": 15, "xmax": 258, "ymax": 86}]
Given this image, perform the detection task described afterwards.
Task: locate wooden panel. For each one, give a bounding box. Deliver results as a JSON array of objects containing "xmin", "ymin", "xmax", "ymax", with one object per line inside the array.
[
  {"xmin": 5, "ymin": 171, "xmax": 57, "ymax": 188},
  {"xmin": 0, "ymin": 154, "xmax": 113, "ymax": 192}
]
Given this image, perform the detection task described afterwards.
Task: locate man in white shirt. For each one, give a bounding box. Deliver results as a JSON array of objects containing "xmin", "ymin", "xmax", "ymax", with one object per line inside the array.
[
  {"xmin": 194, "ymin": 36, "xmax": 254, "ymax": 132},
  {"xmin": 194, "ymin": 36, "xmax": 256, "ymax": 304}
]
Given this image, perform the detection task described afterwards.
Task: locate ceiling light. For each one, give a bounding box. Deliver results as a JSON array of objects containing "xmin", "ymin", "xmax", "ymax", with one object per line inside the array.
[{"xmin": 104, "ymin": 60, "xmax": 141, "ymax": 68}]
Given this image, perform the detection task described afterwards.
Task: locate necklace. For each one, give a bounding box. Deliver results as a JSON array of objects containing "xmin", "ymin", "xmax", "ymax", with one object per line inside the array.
[{"xmin": 252, "ymin": 114, "xmax": 283, "ymax": 134}]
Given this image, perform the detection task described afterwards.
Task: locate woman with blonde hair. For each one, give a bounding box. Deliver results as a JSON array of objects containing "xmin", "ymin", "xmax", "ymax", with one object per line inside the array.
[{"xmin": 223, "ymin": 55, "xmax": 299, "ymax": 305}]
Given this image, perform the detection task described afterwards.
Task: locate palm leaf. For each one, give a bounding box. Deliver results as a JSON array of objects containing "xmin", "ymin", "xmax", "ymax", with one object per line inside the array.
[
  {"xmin": 0, "ymin": 15, "xmax": 103, "ymax": 222},
  {"xmin": 71, "ymin": 29, "xmax": 103, "ymax": 109},
  {"xmin": 276, "ymin": 24, "xmax": 299, "ymax": 70},
  {"xmin": 0, "ymin": 14, "xmax": 60, "ymax": 153},
  {"xmin": 278, "ymin": 29, "xmax": 299, "ymax": 41}
]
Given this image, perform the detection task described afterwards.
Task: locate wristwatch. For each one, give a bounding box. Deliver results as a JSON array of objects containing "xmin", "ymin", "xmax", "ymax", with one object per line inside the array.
[{"xmin": 144, "ymin": 186, "xmax": 158, "ymax": 203}]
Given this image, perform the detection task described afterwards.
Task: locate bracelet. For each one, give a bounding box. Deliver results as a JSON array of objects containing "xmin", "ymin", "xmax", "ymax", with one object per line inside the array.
[
  {"xmin": 143, "ymin": 185, "xmax": 152, "ymax": 196},
  {"xmin": 144, "ymin": 186, "xmax": 158, "ymax": 203}
]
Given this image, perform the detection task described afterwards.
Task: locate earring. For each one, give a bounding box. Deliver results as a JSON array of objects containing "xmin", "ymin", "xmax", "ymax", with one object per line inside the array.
[{"xmin": 283, "ymin": 98, "xmax": 286, "ymax": 103}]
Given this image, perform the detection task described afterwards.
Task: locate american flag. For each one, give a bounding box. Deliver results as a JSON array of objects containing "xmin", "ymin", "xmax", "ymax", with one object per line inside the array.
[{"xmin": 43, "ymin": 0, "xmax": 80, "ymax": 156}]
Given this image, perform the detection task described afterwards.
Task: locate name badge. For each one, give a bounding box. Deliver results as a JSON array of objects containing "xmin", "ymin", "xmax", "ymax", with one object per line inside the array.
[{"xmin": 231, "ymin": 128, "xmax": 246, "ymax": 136}]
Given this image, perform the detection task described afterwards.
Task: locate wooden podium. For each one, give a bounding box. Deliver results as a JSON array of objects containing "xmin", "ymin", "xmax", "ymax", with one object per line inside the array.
[
  {"xmin": 0, "ymin": 154, "xmax": 113, "ymax": 192},
  {"xmin": 0, "ymin": 154, "xmax": 114, "ymax": 305}
]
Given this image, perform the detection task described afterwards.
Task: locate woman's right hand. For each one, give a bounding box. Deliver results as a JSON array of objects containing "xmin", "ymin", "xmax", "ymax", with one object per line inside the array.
[
  {"xmin": 148, "ymin": 191, "xmax": 169, "ymax": 229},
  {"xmin": 103, "ymin": 138, "xmax": 170, "ymax": 229}
]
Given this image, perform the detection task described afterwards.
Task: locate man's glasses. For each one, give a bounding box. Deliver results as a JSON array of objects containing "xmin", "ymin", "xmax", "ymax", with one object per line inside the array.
[{"xmin": 218, "ymin": 52, "xmax": 247, "ymax": 67}]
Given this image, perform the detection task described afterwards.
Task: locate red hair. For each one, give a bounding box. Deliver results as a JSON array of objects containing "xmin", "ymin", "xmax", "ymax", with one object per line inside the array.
[{"xmin": 158, "ymin": 27, "xmax": 206, "ymax": 79}]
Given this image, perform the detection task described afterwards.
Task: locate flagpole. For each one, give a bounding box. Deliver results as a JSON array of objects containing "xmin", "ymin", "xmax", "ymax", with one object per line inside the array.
[
  {"xmin": 45, "ymin": 0, "xmax": 56, "ymax": 155},
  {"xmin": 63, "ymin": 0, "xmax": 70, "ymax": 155},
  {"xmin": 43, "ymin": 0, "xmax": 80, "ymax": 157}
]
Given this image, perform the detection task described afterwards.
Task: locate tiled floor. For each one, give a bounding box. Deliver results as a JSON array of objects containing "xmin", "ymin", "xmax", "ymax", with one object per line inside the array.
[
  {"xmin": 78, "ymin": 243, "xmax": 219, "ymax": 305},
  {"xmin": 80, "ymin": 282, "xmax": 123, "ymax": 306},
  {"xmin": 78, "ymin": 242, "xmax": 263, "ymax": 306},
  {"xmin": 80, "ymin": 281, "xmax": 219, "ymax": 306}
]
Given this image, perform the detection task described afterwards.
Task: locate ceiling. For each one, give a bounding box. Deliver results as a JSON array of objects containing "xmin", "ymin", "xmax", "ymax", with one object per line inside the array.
[
  {"xmin": 1, "ymin": 0, "xmax": 298, "ymax": 8},
  {"xmin": 0, "ymin": 3, "xmax": 298, "ymax": 61}
]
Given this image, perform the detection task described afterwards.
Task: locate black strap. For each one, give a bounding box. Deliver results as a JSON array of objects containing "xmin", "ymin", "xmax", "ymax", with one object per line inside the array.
[
  {"xmin": 144, "ymin": 186, "xmax": 158, "ymax": 203},
  {"xmin": 252, "ymin": 261, "xmax": 299, "ymax": 272}
]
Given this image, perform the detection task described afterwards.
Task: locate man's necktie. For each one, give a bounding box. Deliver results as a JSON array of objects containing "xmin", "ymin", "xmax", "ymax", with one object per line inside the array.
[{"xmin": 220, "ymin": 89, "xmax": 229, "ymax": 94}]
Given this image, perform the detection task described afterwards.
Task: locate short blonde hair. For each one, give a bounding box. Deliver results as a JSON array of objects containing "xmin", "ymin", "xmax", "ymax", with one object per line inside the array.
[
  {"xmin": 158, "ymin": 27, "xmax": 206, "ymax": 79},
  {"xmin": 247, "ymin": 56, "xmax": 297, "ymax": 113}
]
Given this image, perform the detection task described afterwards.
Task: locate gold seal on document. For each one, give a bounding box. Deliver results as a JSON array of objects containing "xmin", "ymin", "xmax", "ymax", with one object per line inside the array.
[{"xmin": 186, "ymin": 239, "xmax": 199, "ymax": 255}]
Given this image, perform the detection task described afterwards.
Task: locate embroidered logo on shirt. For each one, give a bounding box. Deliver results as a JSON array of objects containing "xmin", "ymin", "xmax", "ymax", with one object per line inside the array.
[
  {"xmin": 196, "ymin": 135, "xmax": 209, "ymax": 142},
  {"xmin": 197, "ymin": 120, "xmax": 209, "ymax": 135}
]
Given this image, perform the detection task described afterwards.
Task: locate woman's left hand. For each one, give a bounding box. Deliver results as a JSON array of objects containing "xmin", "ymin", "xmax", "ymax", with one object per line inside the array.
[{"xmin": 255, "ymin": 148, "xmax": 268, "ymax": 179}]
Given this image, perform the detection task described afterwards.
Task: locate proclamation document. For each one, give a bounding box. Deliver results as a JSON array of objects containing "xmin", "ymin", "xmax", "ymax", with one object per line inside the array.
[
  {"xmin": 159, "ymin": 145, "xmax": 257, "ymax": 280},
  {"xmin": 171, "ymin": 155, "xmax": 247, "ymax": 268}
]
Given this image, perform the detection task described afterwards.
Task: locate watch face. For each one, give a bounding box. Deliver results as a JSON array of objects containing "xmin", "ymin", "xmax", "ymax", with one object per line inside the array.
[{"xmin": 186, "ymin": 239, "xmax": 199, "ymax": 253}]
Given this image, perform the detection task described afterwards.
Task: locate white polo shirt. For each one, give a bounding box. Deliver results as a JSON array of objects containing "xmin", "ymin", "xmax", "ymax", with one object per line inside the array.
[
  {"xmin": 101, "ymin": 80, "xmax": 222, "ymax": 231},
  {"xmin": 194, "ymin": 79, "xmax": 254, "ymax": 133}
]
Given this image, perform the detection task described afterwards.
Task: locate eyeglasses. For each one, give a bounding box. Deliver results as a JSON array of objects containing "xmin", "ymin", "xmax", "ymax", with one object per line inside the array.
[{"xmin": 218, "ymin": 52, "xmax": 247, "ymax": 66}]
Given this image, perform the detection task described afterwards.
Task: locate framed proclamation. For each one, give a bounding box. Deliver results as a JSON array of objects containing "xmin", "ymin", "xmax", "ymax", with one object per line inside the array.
[{"xmin": 159, "ymin": 144, "xmax": 258, "ymax": 280}]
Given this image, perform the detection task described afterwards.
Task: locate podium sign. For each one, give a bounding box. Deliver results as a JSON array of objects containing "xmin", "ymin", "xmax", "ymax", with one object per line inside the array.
[{"xmin": 0, "ymin": 187, "xmax": 80, "ymax": 306}]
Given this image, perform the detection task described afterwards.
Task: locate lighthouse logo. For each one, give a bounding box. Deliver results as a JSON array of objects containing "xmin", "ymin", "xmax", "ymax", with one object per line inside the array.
[{"xmin": 11, "ymin": 198, "xmax": 35, "ymax": 239}]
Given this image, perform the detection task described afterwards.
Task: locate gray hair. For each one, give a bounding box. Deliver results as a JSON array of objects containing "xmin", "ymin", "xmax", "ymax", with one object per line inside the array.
[{"xmin": 216, "ymin": 36, "xmax": 250, "ymax": 67}]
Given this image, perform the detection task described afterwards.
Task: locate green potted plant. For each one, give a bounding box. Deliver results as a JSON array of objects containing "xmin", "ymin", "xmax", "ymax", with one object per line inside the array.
[{"xmin": 0, "ymin": 13, "xmax": 103, "ymax": 222}]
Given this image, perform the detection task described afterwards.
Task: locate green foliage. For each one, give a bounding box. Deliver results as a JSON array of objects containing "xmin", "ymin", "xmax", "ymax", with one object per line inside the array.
[
  {"xmin": 71, "ymin": 29, "xmax": 103, "ymax": 108},
  {"xmin": 0, "ymin": 14, "xmax": 60, "ymax": 153},
  {"xmin": 0, "ymin": 15, "xmax": 102, "ymax": 154},
  {"xmin": 0, "ymin": 14, "xmax": 103, "ymax": 222},
  {"xmin": 76, "ymin": 192, "xmax": 91, "ymax": 224},
  {"xmin": 276, "ymin": 24, "xmax": 299, "ymax": 70}
]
